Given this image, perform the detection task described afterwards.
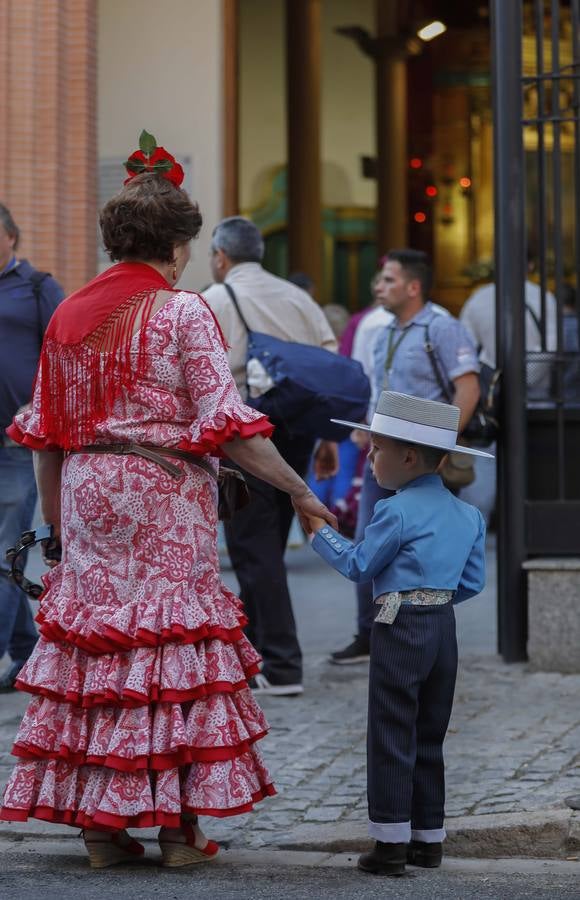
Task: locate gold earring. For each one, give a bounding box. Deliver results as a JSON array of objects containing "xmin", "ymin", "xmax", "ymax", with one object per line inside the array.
[{"xmin": 171, "ymin": 261, "xmax": 178, "ymax": 283}]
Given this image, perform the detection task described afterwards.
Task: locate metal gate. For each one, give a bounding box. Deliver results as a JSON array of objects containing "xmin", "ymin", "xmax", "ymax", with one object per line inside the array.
[{"xmin": 492, "ymin": 0, "xmax": 580, "ymax": 661}]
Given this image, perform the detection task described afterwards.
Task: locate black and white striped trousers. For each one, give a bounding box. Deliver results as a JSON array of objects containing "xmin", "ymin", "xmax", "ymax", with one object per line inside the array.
[{"xmin": 367, "ymin": 602, "xmax": 458, "ymax": 844}]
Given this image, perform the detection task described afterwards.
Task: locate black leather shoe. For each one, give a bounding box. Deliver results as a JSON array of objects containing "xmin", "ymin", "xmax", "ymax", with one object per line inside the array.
[
  {"xmin": 357, "ymin": 841, "xmax": 406, "ymax": 875},
  {"xmin": 407, "ymin": 840, "xmax": 443, "ymax": 868}
]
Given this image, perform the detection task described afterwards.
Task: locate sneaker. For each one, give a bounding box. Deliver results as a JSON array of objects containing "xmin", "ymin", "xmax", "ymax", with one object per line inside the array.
[
  {"xmin": 0, "ymin": 663, "xmax": 23, "ymax": 693},
  {"xmin": 330, "ymin": 635, "xmax": 370, "ymax": 665},
  {"xmin": 250, "ymin": 673, "xmax": 304, "ymax": 696}
]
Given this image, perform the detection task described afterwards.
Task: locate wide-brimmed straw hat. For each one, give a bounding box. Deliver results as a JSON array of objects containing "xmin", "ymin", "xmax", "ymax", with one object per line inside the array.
[{"xmin": 332, "ymin": 391, "xmax": 494, "ymax": 459}]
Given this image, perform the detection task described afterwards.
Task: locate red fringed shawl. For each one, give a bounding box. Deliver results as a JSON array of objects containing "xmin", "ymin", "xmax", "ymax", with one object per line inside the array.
[{"xmin": 37, "ymin": 262, "xmax": 176, "ymax": 449}]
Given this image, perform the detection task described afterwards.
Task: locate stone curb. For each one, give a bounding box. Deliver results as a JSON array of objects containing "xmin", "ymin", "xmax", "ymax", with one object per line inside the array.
[
  {"xmin": 1, "ymin": 808, "xmax": 579, "ymax": 860},
  {"xmin": 275, "ymin": 808, "xmax": 580, "ymax": 860}
]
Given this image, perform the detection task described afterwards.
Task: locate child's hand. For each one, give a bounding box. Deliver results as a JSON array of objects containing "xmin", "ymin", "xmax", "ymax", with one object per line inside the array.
[{"xmin": 308, "ymin": 515, "xmax": 327, "ymax": 533}]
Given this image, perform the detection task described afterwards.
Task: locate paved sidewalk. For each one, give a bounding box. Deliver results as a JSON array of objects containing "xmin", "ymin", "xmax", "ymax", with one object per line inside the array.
[{"xmin": 1, "ymin": 538, "xmax": 580, "ymax": 856}]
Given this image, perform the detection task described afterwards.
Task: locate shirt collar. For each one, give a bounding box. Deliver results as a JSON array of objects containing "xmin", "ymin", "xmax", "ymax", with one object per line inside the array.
[
  {"xmin": 0, "ymin": 256, "xmax": 18, "ymax": 278},
  {"xmin": 225, "ymin": 262, "xmax": 263, "ymax": 283},
  {"xmin": 397, "ymin": 472, "xmax": 444, "ymax": 493},
  {"xmin": 388, "ymin": 301, "xmax": 434, "ymax": 330}
]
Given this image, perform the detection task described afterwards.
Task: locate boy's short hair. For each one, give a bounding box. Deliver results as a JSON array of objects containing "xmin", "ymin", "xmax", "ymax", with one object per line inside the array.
[{"xmin": 407, "ymin": 442, "xmax": 447, "ymax": 470}]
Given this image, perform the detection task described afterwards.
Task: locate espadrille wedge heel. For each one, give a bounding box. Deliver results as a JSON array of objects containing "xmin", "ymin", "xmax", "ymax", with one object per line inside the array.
[
  {"xmin": 158, "ymin": 820, "xmax": 220, "ymax": 868},
  {"xmin": 83, "ymin": 830, "xmax": 145, "ymax": 869}
]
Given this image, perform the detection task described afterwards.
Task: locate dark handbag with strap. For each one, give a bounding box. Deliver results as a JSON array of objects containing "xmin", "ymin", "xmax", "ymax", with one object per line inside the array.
[
  {"xmin": 223, "ymin": 283, "xmax": 370, "ymax": 441},
  {"xmin": 71, "ymin": 444, "xmax": 251, "ymax": 521},
  {"xmin": 423, "ymin": 323, "xmax": 499, "ymax": 447}
]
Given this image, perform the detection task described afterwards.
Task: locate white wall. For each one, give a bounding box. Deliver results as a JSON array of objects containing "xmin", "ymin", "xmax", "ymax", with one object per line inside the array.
[
  {"xmin": 321, "ymin": 0, "xmax": 375, "ymax": 207},
  {"xmin": 239, "ymin": 0, "xmax": 285, "ymax": 211},
  {"xmin": 98, "ymin": 0, "xmax": 223, "ymax": 290},
  {"xmin": 239, "ymin": 0, "xmax": 375, "ymax": 212}
]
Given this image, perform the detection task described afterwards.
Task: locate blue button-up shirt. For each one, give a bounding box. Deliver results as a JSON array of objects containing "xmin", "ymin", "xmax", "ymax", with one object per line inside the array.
[
  {"xmin": 312, "ymin": 473, "xmax": 486, "ymax": 604},
  {"xmin": 0, "ymin": 259, "xmax": 64, "ymax": 431},
  {"xmin": 369, "ymin": 302, "xmax": 479, "ymax": 413}
]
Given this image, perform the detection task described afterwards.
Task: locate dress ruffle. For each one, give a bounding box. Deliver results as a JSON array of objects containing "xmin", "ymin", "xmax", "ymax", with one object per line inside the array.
[
  {"xmin": 5, "ymin": 420, "xmax": 58, "ymax": 450},
  {"xmin": 178, "ymin": 411, "xmax": 274, "ymax": 457},
  {"xmin": 1, "ymin": 750, "xmax": 275, "ymax": 830},
  {"xmin": 12, "ymin": 691, "xmax": 268, "ymax": 771},
  {"xmin": 36, "ymin": 568, "xmax": 248, "ymax": 655},
  {"xmin": 15, "ymin": 635, "xmax": 262, "ymax": 708}
]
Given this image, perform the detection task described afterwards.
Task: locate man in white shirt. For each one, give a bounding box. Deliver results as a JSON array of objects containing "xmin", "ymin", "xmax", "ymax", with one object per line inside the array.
[
  {"xmin": 460, "ymin": 279, "xmax": 557, "ymax": 398},
  {"xmin": 459, "ymin": 277, "xmax": 558, "ymax": 520},
  {"xmin": 203, "ymin": 217, "xmax": 337, "ymax": 697}
]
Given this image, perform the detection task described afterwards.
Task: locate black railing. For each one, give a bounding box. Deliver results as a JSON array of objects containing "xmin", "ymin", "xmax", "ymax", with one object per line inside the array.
[{"xmin": 492, "ymin": 0, "xmax": 580, "ymax": 661}]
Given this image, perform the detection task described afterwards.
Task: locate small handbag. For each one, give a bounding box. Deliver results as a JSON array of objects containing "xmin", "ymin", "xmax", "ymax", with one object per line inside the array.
[
  {"xmin": 439, "ymin": 451, "xmax": 476, "ymax": 491},
  {"xmin": 217, "ymin": 466, "xmax": 251, "ymax": 521}
]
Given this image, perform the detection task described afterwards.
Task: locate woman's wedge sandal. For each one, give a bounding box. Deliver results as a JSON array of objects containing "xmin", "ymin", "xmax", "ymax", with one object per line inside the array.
[
  {"xmin": 158, "ymin": 820, "xmax": 220, "ymax": 868},
  {"xmin": 83, "ymin": 830, "xmax": 145, "ymax": 869}
]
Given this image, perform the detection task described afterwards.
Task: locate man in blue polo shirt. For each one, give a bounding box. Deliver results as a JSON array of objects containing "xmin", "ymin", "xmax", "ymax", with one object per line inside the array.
[
  {"xmin": 331, "ymin": 249, "xmax": 480, "ymax": 665},
  {"xmin": 0, "ymin": 204, "xmax": 64, "ymax": 691}
]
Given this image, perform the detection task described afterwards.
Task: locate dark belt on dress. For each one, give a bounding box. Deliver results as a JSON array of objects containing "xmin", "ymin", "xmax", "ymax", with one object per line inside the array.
[{"xmin": 68, "ymin": 443, "xmax": 218, "ymax": 481}]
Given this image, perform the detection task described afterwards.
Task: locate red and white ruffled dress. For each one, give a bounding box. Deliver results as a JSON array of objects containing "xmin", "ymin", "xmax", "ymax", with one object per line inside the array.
[{"xmin": 0, "ymin": 292, "xmax": 276, "ymax": 830}]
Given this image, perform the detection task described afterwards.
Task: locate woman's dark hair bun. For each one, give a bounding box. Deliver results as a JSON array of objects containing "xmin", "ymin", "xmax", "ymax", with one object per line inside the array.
[{"xmin": 100, "ymin": 173, "xmax": 202, "ymax": 263}]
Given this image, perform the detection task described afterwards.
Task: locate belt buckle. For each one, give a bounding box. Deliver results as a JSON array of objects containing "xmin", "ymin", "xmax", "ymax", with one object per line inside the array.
[{"xmin": 375, "ymin": 592, "xmax": 402, "ymax": 625}]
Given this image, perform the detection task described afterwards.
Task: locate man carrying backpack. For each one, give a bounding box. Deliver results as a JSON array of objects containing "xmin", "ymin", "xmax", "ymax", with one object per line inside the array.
[
  {"xmin": 204, "ymin": 217, "xmax": 338, "ymax": 696},
  {"xmin": 0, "ymin": 203, "xmax": 64, "ymax": 690}
]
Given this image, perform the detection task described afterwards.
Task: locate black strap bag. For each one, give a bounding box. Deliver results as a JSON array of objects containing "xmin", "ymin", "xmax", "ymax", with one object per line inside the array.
[{"xmin": 423, "ymin": 322, "xmax": 499, "ymax": 448}]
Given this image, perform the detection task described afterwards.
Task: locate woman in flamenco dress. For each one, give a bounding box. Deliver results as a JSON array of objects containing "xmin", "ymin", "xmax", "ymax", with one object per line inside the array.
[{"xmin": 0, "ymin": 136, "xmax": 335, "ymax": 868}]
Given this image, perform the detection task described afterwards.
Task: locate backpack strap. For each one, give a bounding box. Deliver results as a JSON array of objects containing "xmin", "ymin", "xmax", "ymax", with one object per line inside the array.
[
  {"xmin": 28, "ymin": 270, "xmax": 51, "ymax": 349},
  {"xmin": 223, "ymin": 282, "xmax": 252, "ymax": 334},
  {"xmin": 422, "ymin": 321, "xmax": 454, "ymax": 403},
  {"xmin": 525, "ymin": 302, "xmax": 542, "ymax": 337}
]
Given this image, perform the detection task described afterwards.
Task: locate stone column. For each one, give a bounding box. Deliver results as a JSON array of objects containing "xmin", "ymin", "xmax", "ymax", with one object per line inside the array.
[
  {"xmin": 375, "ymin": 1, "xmax": 408, "ymax": 252},
  {"xmin": 286, "ymin": 0, "xmax": 322, "ymax": 292},
  {"xmin": 0, "ymin": 0, "xmax": 97, "ymax": 293},
  {"xmin": 223, "ymin": 0, "xmax": 239, "ymax": 217}
]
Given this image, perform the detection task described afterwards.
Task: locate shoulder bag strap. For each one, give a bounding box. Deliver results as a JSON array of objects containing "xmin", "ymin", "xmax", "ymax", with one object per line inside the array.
[
  {"xmin": 28, "ymin": 270, "xmax": 51, "ymax": 350},
  {"xmin": 525, "ymin": 302, "xmax": 542, "ymax": 337},
  {"xmin": 423, "ymin": 321, "xmax": 454, "ymax": 403},
  {"xmin": 223, "ymin": 282, "xmax": 252, "ymax": 334}
]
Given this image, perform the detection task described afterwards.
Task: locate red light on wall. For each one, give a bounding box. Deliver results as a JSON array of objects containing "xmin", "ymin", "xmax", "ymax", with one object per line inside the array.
[
  {"xmin": 410, "ymin": 157, "xmax": 423, "ymax": 169},
  {"xmin": 413, "ymin": 211, "xmax": 427, "ymax": 223},
  {"xmin": 425, "ymin": 185, "xmax": 438, "ymax": 198},
  {"xmin": 459, "ymin": 176, "xmax": 472, "ymax": 189}
]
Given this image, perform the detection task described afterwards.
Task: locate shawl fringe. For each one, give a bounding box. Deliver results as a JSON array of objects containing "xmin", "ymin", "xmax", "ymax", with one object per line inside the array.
[{"xmin": 39, "ymin": 288, "xmax": 159, "ymax": 449}]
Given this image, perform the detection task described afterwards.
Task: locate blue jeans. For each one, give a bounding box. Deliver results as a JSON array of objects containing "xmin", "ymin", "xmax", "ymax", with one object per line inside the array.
[
  {"xmin": 0, "ymin": 446, "xmax": 38, "ymax": 667},
  {"xmin": 356, "ymin": 460, "xmax": 395, "ymax": 641}
]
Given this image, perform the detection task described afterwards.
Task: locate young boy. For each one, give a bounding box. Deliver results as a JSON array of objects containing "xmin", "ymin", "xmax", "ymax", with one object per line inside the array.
[{"xmin": 307, "ymin": 391, "xmax": 492, "ymax": 876}]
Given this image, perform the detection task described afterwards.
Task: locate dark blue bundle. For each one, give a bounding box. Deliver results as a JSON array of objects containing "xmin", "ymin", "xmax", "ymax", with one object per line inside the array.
[{"xmin": 224, "ymin": 285, "xmax": 370, "ymax": 441}]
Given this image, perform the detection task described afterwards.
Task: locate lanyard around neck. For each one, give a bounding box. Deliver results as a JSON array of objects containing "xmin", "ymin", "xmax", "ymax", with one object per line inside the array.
[{"xmin": 384, "ymin": 324, "xmax": 411, "ymax": 372}]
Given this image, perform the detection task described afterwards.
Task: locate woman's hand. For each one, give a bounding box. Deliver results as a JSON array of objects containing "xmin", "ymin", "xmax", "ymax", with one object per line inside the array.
[
  {"xmin": 291, "ymin": 488, "xmax": 338, "ymax": 535},
  {"xmin": 41, "ymin": 524, "xmax": 61, "ymax": 569}
]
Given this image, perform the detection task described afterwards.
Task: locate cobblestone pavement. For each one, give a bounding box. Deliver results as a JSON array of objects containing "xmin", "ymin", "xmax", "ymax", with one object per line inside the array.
[{"xmin": 1, "ymin": 539, "xmax": 580, "ymax": 849}]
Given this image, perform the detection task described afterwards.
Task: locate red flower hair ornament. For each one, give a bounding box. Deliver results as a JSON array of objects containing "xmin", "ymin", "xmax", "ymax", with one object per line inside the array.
[{"xmin": 123, "ymin": 130, "xmax": 185, "ymax": 187}]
